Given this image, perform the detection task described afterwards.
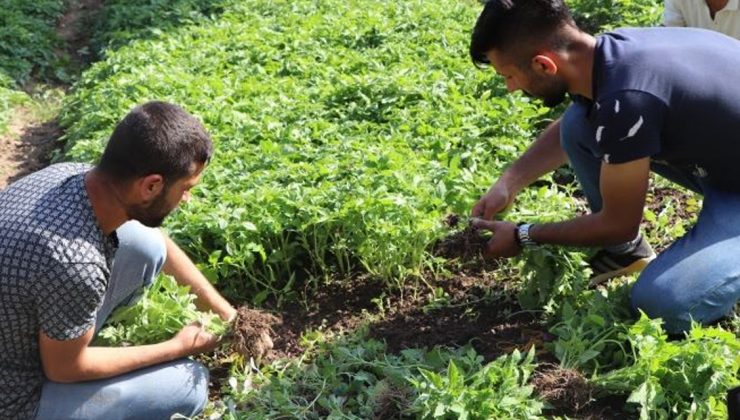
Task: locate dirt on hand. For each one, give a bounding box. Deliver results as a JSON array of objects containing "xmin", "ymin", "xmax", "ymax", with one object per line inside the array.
[
  {"xmin": 231, "ymin": 306, "xmax": 280, "ymax": 361},
  {"xmin": 434, "ymin": 214, "xmax": 490, "ymax": 262}
]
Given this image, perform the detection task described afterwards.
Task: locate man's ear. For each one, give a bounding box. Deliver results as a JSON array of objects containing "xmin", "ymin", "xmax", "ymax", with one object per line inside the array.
[
  {"xmin": 531, "ymin": 54, "xmax": 558, "ymax": 75},
  {"xmin": 136, "ymin": 174, "xmax": 165, "ymax": 203}
]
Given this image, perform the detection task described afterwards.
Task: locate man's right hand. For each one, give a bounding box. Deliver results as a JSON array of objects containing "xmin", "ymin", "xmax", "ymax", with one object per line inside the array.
[
  {"xmin": 471, "ymin": 182, "xmax": 514, "ymax": 220},
  {"xmin": 172, "ymin": 323, "xmax": 220, "ymax": 356}
]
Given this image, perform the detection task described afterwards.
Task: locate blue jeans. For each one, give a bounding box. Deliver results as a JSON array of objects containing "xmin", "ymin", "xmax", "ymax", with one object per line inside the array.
[
  {"xmin": 35, "ymin": 221, "xmax": 209, "ymax": 420},
  {"xmin": 561, "ymin": 102, "xmax": 740, "ymax": 334}
]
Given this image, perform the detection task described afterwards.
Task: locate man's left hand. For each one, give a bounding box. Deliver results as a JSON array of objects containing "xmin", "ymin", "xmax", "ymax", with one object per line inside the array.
[{"xmin": 471, "ymin": 218, "xmax": 522, "ymax": 258}]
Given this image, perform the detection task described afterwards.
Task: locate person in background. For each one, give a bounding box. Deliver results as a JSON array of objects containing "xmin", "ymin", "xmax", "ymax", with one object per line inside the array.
[
  {"xmin": 0, "ymin": 101, "xmax": 238, "ymax": 419},
  {"xmin": 664, "ymin": 0, "xmax": 740, "ymax": 39}
]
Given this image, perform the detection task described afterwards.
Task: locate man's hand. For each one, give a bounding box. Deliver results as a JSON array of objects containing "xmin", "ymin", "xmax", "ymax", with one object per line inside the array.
[
  {"xmin": 172, "ymin": 323, "xmax": 220, "ymax": 356},
  {"xmin": 471, "ymin": 182, "xmax": 514, "ymax": 220},
  {"xmin": 472, "ymin": 218, "xmax": 522, "ymax": 258}
]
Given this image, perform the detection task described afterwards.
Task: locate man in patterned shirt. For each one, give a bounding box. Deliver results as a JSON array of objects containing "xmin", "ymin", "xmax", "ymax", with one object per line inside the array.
[
  {"xmin": 0, "ymin": 101, "xmax": 238, "ymax": 419},
  {"xmin": 467, "ymin": 0, "xmax": 740, "ymax": 334}
]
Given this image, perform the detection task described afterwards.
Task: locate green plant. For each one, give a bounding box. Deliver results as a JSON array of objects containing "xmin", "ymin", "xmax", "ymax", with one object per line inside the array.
[
  {"xmin": 594, "ymin": 314, "xmax": 740, "ymax": 419},
  {"xmin": 0, "ymin": 74, "xmax": 29, "ymax": 133},
  {"xmin": 0, "ymin": 0, "xmax": 70, "ymax": 85},
  {"xmin": 95, "ymin": 274, "xmax": 228, "ymax": 346},
  {"xmin": 569, "ymin": 0, "xmax": 662, "ymax": 34},
  {"xmin": 409, "ymin": 346, "xmax": 544, "ymax": 419},
  {"xmin": 549, "ymin": 283, "xmax": 634, "ymax": 373},
  {"xmin": 60, "ymin": 0, "xmax": 557, "ymax": 301}
]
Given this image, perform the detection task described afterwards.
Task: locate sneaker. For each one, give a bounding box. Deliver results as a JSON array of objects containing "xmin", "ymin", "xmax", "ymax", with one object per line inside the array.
[{"xmin": 588, "ymin": 236, "xmax": 656, "ymax": 286}]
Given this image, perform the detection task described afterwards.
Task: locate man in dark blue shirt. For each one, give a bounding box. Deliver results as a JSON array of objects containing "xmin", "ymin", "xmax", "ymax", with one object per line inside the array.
[{"xmin": 468, "ymin": 0, "xmax": 740, "ymax": 333}]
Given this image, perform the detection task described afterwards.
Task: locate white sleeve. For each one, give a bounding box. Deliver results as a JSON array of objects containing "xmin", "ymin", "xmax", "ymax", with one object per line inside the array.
[{"xmin": 663, "ymin": 0, "xmax": 687, "ymax": 27}]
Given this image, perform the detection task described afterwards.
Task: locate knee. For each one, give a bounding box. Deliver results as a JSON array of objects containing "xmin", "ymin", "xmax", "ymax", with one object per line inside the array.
[
  {"xmin": 115, "ymin": 221, "xmax": 167, "ymax": 276},
  {"xmin": 171, "ymin": 360, "xmax": 210, "ymax": 416},
  {"xmin": 131, "ymin": 359, "xmax": 209, "ymax": 417},
  {"xmin": 630, "ymin": 272, "xmax": 691, "ymax": 334}
]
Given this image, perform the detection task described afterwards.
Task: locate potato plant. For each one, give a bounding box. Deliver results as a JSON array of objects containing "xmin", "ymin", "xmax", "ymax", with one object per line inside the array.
[
  {"xmin": 60, "ymin": 0, "xmax": 554, "ymax": 300},
  {"xmin": 54, "ymin": 0, "xmax": 737, "ymax": 418}
]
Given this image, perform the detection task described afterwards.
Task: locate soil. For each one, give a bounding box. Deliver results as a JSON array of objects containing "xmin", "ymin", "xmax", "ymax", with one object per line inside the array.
[
  {"xmin": 435, "ymin": 215, "xmax": 490, "ymax": 262},
  {"xmin": 56, "ymin": 0, "xmax": 102, "ymax": 68},
  {"xmin": 213, "ymin": 220, "xmax": 633, "ymax": 418},
  {"xmin": 217, "ymin": 266, "xmax": 631, "ymax": 418},
  {"xmin": 0, "ymin": 109, "xmax": 61, "ymax": 188},
  {"xmin": 231, "ymin": 306, "xmax": 280, "ymax": 361}
]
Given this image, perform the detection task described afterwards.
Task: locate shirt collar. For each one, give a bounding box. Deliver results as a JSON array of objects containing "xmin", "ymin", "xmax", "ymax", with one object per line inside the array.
[{"xmin": 725, "ymin": 0, "xmax": 738, "ymax": 11}]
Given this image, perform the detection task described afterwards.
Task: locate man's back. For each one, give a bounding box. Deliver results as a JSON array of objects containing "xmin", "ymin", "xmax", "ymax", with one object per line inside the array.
[
  {"xmin": 0, "ymin": 163, "xmax": 117, "ymax": 419},
  {"xmin": 589, "ymin": 27, "xmax": 740, "ymax": 191}
]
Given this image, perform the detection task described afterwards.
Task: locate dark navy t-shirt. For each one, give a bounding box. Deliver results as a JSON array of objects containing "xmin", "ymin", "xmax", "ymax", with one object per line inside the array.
[{"xmin": 580, "ymin": 27, "xmax": 740, "ymax": 191}]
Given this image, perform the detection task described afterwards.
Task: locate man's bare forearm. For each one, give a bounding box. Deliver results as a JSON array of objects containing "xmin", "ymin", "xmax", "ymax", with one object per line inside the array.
[
  {"xmin": 40, "ymin": 323, "xmax": 218, "ymax": 383},
  {"xmin": 56, "ymin": 341, "xmax": 182, "ymax": 382},
  {"xmin": 530, "ymin": 213, "xmax": 639, "ymax": 247},
  {"xmin": 498, "ymin": 118, "xmax": 568, "ymax": 193},
  {"xmin": 162, "ymin": 233, "xmax": 236, "ymax": 321}
]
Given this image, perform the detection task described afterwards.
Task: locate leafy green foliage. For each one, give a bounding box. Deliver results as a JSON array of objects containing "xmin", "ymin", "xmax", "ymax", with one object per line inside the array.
[
  {"xmin": 0, "ymin": 0, "xmax": 69, "ymax": 85},
  {"xmin": 0, "ymin": 74, "xmax": 29, "ymax": 133},
  {"xmin": 549, "ymin": 283, "xmax": 634, "ymax": 373},
  {"xmin": 594, "ymin": 314, "xmax": 740, "ymax": 419},
  {"xmin": 222, "ymin": 329, "xmax": 540, "ymax": 419},
  {"xmin": 60, "ymin": 0, "xmax": 555, "ymax": 300},
  {"xmin": 90, "ymin": 0, "xmax": 235, "ymax": 55},
  {"xmin": 517, "ymin": 246, "xmax": 589, "ymax": 313},
  {"xmin": 409, "ymin": 346, "xmax": 543, "ymax": 419},
  {"xmin": 569, "ymin": 0, "xmax": 663, "ymax": 34},
  {"xmin": 96, "ymin": 274, "xmax": 228, "ymax": 346}
]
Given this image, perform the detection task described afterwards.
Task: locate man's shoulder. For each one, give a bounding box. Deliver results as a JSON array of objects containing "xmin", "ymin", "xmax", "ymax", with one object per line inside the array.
[
  {"xmin": 595, "ymin": 27, "xmax": 740, "ymax": 100},
  {"xmin": 0, "ymin": 162, "xmax": 104, "ymax": 264}
]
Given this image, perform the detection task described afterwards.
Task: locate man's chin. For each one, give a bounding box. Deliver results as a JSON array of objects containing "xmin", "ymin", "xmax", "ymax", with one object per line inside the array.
[
  {"xmin": 542, "ymin": 93, "xmax": 566, "ymax": 108},
  {"xmin": 126, "ymin": 210, "xmax": 167, "ymax": 228},
  {"xmin": 138, "ymin": 217, "xmax": 166, "ymax": 228}
]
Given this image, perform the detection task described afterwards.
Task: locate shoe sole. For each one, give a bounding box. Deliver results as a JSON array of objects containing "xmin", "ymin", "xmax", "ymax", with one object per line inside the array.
[{"xmin": 589, "ymin": 256, "xmax": 656, "ymax": 287}]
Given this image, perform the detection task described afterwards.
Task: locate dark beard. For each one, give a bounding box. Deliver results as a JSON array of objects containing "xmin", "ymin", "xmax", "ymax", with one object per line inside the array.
[
  {"xmin": 542, "ymin": 89, "xmax": 567, "ymax": 107},
  {"xmin": 127, "ymin": 190, "xmax": 172, "ymax": 227},
  {"xmin": 525, "ymin": 73, "xmax": 568, "ymax": 108}
]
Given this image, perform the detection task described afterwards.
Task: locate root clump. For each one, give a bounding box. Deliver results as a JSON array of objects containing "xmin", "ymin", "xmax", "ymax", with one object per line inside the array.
[{"xmin": 231, "ymin": 306, "xmax": 280, "ymax": 361}]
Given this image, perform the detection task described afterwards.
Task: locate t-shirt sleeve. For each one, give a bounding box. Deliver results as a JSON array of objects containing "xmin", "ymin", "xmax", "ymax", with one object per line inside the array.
[
  {"xmin": 35, "ymin": 261, "xmax": 107, "ymax": 341},
  {"xmin": 593, "ymin": 90, "xmax": 666, "ymax": 164},
  {"xmin": 663, "ymin": 0, "xmax": 686, "ymax": 27}
]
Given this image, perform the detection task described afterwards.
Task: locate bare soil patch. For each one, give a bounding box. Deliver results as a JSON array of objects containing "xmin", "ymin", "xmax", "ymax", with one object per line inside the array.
[
  {"xmin": 0, "ymin": 108, "xmax": 61, "ymax": 188},
  {"xmin": 56, "ymin": 0, "xmax": 103, "ymax": 69}
]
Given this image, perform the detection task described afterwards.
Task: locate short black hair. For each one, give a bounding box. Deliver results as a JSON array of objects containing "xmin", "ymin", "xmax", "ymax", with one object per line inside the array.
[
  {"xmin": 470, "ymin": 0, "xmax": 576, "ymax": 67},
  {"xmin": 98, "ymin": 101, "xmax": 213, "ymax": 184}
]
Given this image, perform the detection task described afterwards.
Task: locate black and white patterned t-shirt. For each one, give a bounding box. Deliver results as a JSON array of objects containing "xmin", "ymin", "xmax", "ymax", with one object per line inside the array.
[{"xmin": 0, "ymin": 163, "xmax": 118, "ymax": 419}]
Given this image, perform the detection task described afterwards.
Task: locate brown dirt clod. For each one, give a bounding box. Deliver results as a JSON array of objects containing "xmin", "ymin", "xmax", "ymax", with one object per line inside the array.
[
  {"xmin": 532, "ymin": 363, "xmax": 593, "ymax": 413},
  {"xmin": 231, "ymin": 306, "xmax": 280, "ymax": 361},
  {"xmin": 434, "ymin": 216, "xmax": 489, "ymax": 262}
]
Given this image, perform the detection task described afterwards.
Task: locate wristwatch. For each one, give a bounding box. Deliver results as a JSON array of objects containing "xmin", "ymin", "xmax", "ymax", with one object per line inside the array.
[{"xmin": 515, "ymin": 223, "xmax": 538, "ymax": 247}]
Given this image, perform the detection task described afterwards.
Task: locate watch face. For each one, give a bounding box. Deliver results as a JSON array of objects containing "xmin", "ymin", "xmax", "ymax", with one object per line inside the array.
[{"xmin": 518, "ymin": 224, "xmax": 536, "ymax": 246}]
